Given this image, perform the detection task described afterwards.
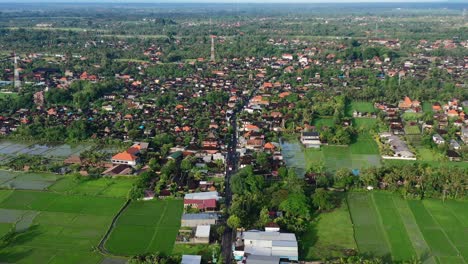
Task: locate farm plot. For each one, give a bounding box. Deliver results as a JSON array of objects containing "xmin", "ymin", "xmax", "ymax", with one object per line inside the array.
[
  {"xmin": 347, "ymin": 192, "xmax": 468, "ymax": 263},
  {"xmin": 0, "ymin": 190, "xmax": 126, "ymax": 264},
  {"xmin": 347, "ymin": 192, "xmax": 391, "ymax": 257},
  {"xmin": 0, "ymin": 171, "xmax": 63, "ymax": 190},
  {"xmin": 0, "ymin": 140, "xmax": 94, "ymax": 161},
  {"xmin": 322, "ymin": 145, "xmax": 380, "ymax": 172},
  {"xmin": 346, "ymin": 101, "xmax": 375, "ymax": 116},
  {"xmin": 105, "ymin": 199, "xmax": 183, "ymax": 255},
  {"xmin": 48, "ymin": 176, "xmax": 136, "ymax": 198},
  {"xmin": 300, "ymin": 198, "xmax": 357, "ymax": 260}
]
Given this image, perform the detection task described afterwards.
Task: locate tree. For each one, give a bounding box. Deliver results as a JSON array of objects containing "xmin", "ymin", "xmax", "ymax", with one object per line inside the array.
[
  {"xmin": 257, "ymin": 207, "xmax": 270, "ymax": 228},
  {"xmin": 311, "ymin": 188, "xmax": 334, "ymax": 211},
  {"xmin": 227, "ymin": 215, "xmax": 241, "ymax": 229}
]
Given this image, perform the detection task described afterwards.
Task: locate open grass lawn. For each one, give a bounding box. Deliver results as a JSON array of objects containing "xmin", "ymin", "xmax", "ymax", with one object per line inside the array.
[
  {"xmin": 346, "ymin": 191, "xmax": 467, "ymax": 263},
  {"xmin": 313, "ymin": 118, "xmax": 335, "ymax": 128},
  {"xmin": 416, "ymin": 147, "xmax": 445, "ymax": 162},
  {"xmin": 346, "ymin": 101, "xmax": 375, "ymax": 116},
  {"xmin": 0, "ymin": 190, "xmax": 126, "ymax": 264},
  {"xmin": 353, "ymin": 118, "xmax": 378, "ymax": 130},
  {"xmin": 403, "ymin": 112, "xmax": 424, "ymax": 121},
  {"xmin": 405, "ymin": 124, "xmax": 421, "ymax": 135},
  {"xmin": 105, "ymin": 199, "xmax": 183, "ymax": 256},
  {"xmin": 300, "ymin": 199, "xmax": 357, "ymax": 260},
  {"xmin": 48, "ymin": 176, "xmax": 136, "ymax": 198},
  {"xmin": 172, "ymin": 244, "xmax": 213, "ymax": 260}
]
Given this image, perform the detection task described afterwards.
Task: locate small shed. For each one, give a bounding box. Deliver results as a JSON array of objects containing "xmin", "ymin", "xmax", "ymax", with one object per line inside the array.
[
  {"xmin": 181, "ymin": 255, "xmax": 202, "ymax": 264},
  {"xmin": 194, "ymin": 225, "xmax": 210, "ymax": 244}
]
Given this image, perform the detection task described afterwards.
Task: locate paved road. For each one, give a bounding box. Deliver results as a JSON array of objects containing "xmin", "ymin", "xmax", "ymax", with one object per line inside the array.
[
  {"xmin": 221, "ymin": 109, "xmax": 239, "ymax": 263},
  {"xmin": 221, "ymin": 86, "xmax": 259, "ymax": 263}
]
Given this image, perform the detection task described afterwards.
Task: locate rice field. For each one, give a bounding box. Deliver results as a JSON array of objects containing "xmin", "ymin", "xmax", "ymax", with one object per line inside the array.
[
  {"xmin": 104, "ymin": 199, "xmax": 184, "ymax": 256},
  {"xmin": 0, "ymin": 190, "xmax": 126, "ymax": 264},
  {"xmin": 347, "ymin": 192, "xmax": 467, "ymax": 264},
  {"xmin": 0, "ymin": 140, "xmax": 94, "ymax": 163}
]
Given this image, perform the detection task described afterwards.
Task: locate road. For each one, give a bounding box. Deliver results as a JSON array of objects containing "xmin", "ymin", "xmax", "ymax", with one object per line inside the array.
[
  {"xmin": 221, "ymin": 109, "xmax": 239, "ymax": 264},
  {"xmin": 221, "ymin": 85, "xmax": 259, "ymax": 264}
]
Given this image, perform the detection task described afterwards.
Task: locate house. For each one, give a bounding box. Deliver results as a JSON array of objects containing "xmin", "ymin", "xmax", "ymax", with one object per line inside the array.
[
  {"xmin": 184, "ymin": 199, "xmax": 217, "ymax": 211},
  {"xmin": 447, "ymin": 150, "xmax": 461, "ymax": 162},
  {"xmin": 111, "ymin": 150, "xmax": 139, "ymax": 166},
  {"xmin": 184, "ymin": 191, "xmax": 219, "ymax": 211},
  {"xmin": 194, "ymin": 225, "xmax": 210, "ymax": 244},
  {"xmin": 234, "ymin": 230, "xmax": 298, "ymax": 261},
  {"xmin": 300, "ymin": 131, "xmax": 321, "ymax": 148},
  {"xmin": 383, "ymin": 134, "xmax": 415, "ymax": 159},
  {"xmin": 449, "ymin": 139, "xmax": 461, "ymax": 150},
  {"xmin": 398, "ymin": 96, "xmax": 420, "ymax": 111},
  {"xmin": 181, "ymin": 255, "xmax": 202, "ymax": 264},
  {"xmin": 462, "ymin": 126, "xmax": 468, "ymax": 144},
  {"xmin": 432, "ymin": 134, "xmax": 445, "ymax": 145},
  {"xmin": 110, "ymin": 142, "xmax": 148, "ymax": 166},
  {"xmin": 181, "ymin": 213, "xmax": 219, "ymax": 227}
]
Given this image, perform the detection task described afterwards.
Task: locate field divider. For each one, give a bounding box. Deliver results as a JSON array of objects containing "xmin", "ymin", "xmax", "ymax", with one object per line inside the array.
[
  {"xmin": 422, "ymin": 201, "xmax": 466, "ymax": 264},
  {"xmin": 97, "ymin": 199, "xmax": 131, "ymax": 257},
  {"xmin": 145, "ymin": 202, "xmax": 169, "ymax": 252},
  {"xmin": 344, "ymin": 193, "xmax": 359, "ymax": 251},
  {"xmin": 391, "ymin": 196, "xmax": 430, "ymax": 263}
]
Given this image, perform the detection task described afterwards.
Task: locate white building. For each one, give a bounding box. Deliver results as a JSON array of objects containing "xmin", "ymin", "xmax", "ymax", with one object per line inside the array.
[
  {"xmin": 301, "ymin": 131, "xmax": 321, "ymax": 148},
  {"xmin": 181, "ymin": 213, "xmax": 219, "ymax": 227},
  {"xmin": 236, "ymin": 230, "xmax": 298, "ymax": 261},
  {"xmin": 181, "ymin": 255, "xmax": 201, "ymax": 264},
  {"xmin": 194, "ymin": 225, "xmax": 210, "ymax": 244},
  {"xmin": 185, "ymin": 191, "xmax": 220, "ymax": 201}
]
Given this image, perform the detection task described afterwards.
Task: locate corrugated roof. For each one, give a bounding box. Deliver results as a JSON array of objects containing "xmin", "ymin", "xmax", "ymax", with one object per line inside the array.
[
  {"xmin": 195, "ymin": 225, "xmax": 211, "ymax": 238},
  {"xmin": 181, "ymin": 255, "xmax": 201, "ymax": 264}
]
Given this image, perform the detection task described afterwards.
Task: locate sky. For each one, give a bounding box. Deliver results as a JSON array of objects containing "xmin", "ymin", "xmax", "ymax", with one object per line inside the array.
[{"xmin": 0, "ymin": 0, "xmax": 458, "ymax": 2}]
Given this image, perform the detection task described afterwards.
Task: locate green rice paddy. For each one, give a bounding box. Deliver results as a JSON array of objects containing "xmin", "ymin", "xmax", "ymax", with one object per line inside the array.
[
  {"xmin": 347, "ymin": 192, "xmax": 467, "ymax": 264},
  {"xmin": 105, "ymin": 199, "xmax": 183, "ymax": 256}
]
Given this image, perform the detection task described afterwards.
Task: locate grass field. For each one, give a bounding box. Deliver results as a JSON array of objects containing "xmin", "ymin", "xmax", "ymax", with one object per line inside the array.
[
  {"xmin": 48, "ymin": 176, "xmax": 136, "ymax": 198},
  {"xmin": 105, "ymin": 199, "xmax": 183, "ymax": 256},
  {"xmin": 313, "ymin": 118, "xmax": 335, "ymax": 128},
  {"xmin": 303, "ymin": 133, "xmax": 381, "ymax": 172},
  {"xmin": 0, "ymin": 190, "xmax": 126, "ymax": 264},
  {"xmin": 346, "ymin": 101, "xmax": 375, "ymax": 116},
  {"xmin": 300, "ymin": 198, "xmax": 357, "ymax": 260},
  {"xmin": 353, "ymin": 118, "xmax": 378, "ymax": 130},
  {"xmin": 347, "ymin": 192, "xmax": 467, "ymax": 263},
  {"xmin": 405, "ymin": 124, "xmax": 421, "ymax": 135}
]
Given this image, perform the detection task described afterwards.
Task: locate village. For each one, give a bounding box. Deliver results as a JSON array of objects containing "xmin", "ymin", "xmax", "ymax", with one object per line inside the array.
[{"xmin": 0, "ymin": 9, "xmax": 467, "ymax": 263}]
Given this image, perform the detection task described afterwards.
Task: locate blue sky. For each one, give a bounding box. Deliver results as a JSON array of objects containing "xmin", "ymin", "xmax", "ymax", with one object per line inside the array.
[{"xmin": 0, "ymin": 0, "xmax": 453, "ymax": 2}]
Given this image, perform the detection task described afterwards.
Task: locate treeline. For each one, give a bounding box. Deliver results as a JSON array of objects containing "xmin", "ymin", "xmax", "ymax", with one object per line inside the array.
[{"xmin": 310, "ymin": 163, "xmax": 467, "ymax": 200}]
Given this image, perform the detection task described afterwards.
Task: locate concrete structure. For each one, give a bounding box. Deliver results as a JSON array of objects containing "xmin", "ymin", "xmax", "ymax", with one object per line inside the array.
[
  {"xmin": 236, "ymin": 230, "xmax": 298, "ymax": 261},
  {"xmin": 181, "ymin": 255, "xmax": 202, "ymax": 264},
  {"xmin": 194, "ymin": 225, "xmax": 210, "ymax": 244},
  {"xmin": 185, "ymin": 191, "xmax": 219, "ymax": 201},
  {"xmin": 432, "ymin": 134, "xmax": 445, "ymax": 145},
  {"xmin": 181, "ymin": 213, "xmax": 219, "ymax": 227},
  {"xmin": 300, "ymin": 131, "xmax": 321, "ymax": 148},
  {"xmin": 381, "ymin": 134, "xmax": 415, "ymax": 159}
]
